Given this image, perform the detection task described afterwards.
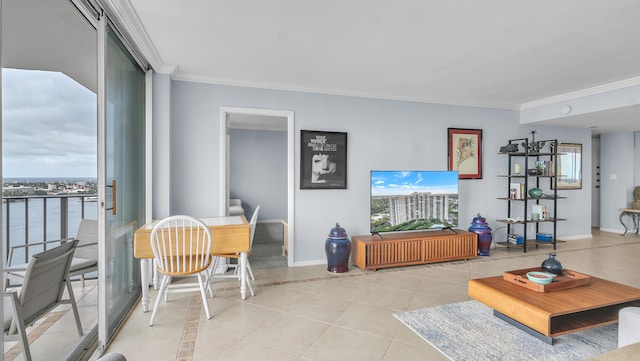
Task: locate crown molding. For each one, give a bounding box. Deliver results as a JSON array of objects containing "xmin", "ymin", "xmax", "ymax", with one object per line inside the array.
[
  {"xmin": 521, "ymin": 76, "xmax": 640, "ymax": 110},
  {"xmin": 100, "ymin": 0, "xmax": 163, "ymax": 71},
  {"xmin": 170, "ymin": 72, "xmax": 521, "ymax": 111}
]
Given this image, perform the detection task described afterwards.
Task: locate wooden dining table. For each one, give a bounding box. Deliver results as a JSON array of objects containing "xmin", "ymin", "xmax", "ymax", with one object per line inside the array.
[{"xmin": 133, "ymin": 215, "xmax": 250, "ymax": 312}]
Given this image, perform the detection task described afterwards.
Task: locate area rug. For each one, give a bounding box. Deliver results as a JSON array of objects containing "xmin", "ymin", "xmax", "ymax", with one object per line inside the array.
[{"xmin": 394, "ymin": 300, "xmax": 617, "ymax": 361}]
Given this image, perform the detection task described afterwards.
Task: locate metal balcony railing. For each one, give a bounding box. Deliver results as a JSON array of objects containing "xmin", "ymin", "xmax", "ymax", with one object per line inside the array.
[{"xmin": 3, "ymin": 194, "xmax": 98, "ymax": 264}]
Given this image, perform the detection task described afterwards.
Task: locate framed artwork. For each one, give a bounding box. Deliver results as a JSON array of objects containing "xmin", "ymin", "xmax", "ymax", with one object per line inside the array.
[
  {"xmin": 448, "ymin": 128, "xmax": 483, "ymax": 179},
  {"xmin": 554, "ymin": 143, "xmax": 582, "ymax": 189},
  {"xmin": 300, "ymin": 130, "xmax": 347, "ymax": 189}
]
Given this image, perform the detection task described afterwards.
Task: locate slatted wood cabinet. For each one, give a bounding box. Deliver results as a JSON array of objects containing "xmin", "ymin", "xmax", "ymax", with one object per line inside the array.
[{"xmin": 351, "ymin": 230, "xmax": 477, "ymax": 271}]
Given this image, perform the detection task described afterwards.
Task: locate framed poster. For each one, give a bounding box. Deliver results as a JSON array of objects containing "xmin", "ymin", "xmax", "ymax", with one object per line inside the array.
[
  {"xmin": 554, "ymin": 143, "xmax": 582, "ymax": 189},
  {"xmin": 448, "ymin": 128, "xmax": 483, "ymax": 179},
  {"xmin": 300, "ymin": 130, "xmax": 347, "ymax": 189}
]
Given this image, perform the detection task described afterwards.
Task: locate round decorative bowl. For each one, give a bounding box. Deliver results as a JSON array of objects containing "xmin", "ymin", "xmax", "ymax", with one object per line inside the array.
[
  {"xmin": 526, "ymin": 271, "xmax": 554, "ymax": 285},
  {"xmin": 528, "ymin": 188, "xmax": 544, "ymax": 199}
]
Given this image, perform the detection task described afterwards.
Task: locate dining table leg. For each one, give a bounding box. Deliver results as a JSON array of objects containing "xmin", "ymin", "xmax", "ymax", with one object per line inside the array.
[
  {"xmin": 240, "ymin": 252, "xmax": 248, "ymax": 300},
  {"xmin": 140, "ymin": 258, "xmax": 150, "ymax": 312}
]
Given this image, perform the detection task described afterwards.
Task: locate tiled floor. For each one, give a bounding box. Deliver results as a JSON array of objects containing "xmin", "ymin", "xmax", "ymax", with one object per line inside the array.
[
  {"xmin": 6, "ymin": 230, "xmax": 639, "ymax": 361},
  {"xmin": 103, "ymin": 230, "xmax": 640, "ymax": 361}
]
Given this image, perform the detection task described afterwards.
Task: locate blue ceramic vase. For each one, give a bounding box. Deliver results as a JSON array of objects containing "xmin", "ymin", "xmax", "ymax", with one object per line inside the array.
[
  {"xmin": 325, "ymin": 223, "xmax": 351, "ymax": 273},
  {"xmin": 468, "ymin": 214, "xmax": 492, "ymax": 256},
  {"xmin": 541, "ymin": 253, "xmax": 563, "ymax": 275}
]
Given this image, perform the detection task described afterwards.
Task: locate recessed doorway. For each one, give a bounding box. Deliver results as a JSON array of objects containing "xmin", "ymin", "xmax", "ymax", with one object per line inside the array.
[{"xmin": 219, "ymin": 107, "xmax": 295, "ymax": 268}]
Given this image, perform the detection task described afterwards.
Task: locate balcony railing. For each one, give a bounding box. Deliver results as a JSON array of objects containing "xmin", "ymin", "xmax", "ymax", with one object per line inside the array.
[{"xmin": 3, "ymin": 194, "xmax": 98, "ymax": 264}]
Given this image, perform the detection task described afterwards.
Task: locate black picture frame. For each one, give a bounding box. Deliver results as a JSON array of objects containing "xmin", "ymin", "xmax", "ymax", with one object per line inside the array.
[{"xmin": 300, "ymin": 130, "xmax": 347, "ymax": 189}]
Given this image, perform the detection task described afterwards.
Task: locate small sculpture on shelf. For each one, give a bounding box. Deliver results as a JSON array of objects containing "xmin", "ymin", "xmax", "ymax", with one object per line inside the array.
[{"xmin": 521, "ymin": 130, "xmax": 547, "ymax": 153}]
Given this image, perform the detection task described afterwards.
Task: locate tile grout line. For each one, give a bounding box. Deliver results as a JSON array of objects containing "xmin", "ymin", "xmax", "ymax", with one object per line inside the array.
[{"xmin": 176, "ymin": 294, "xmax": 201, "ymax": 361}]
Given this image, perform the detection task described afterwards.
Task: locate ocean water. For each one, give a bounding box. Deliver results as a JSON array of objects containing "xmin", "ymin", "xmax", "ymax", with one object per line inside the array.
[{"xmin": 3, "ymin": 197, "xmax": 98, "ymax": 263}]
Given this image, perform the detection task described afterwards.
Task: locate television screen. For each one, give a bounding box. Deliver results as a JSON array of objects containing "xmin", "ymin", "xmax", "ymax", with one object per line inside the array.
[{"xmin": 370, "ymin": 170, "xmax": 459, "ymax": 234}]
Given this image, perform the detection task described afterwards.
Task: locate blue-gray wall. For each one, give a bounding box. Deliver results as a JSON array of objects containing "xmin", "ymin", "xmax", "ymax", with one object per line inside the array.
[
  {"xmin": 599, "ymin": 132, "xmax": 637, "ymax": 233},
  {"xmin": 155, "ymin": 79, "xmax": 597, "ymax": 265},
  {"xmin": 229, "ymin": 128, "xmax": 287, "ymax": 221}
]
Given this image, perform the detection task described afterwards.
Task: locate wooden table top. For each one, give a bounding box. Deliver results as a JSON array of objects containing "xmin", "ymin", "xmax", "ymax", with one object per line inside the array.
[
  {"xmin": 620, "ymin": 208, "xmax": 640, "ymax": 214},
  {"xmin": 133, "ymin": 215, "xmax": 250, "ymax": 259},
  {"xmin": 469, "ymin": 275, "xmax": 640, "ymax": 316}
]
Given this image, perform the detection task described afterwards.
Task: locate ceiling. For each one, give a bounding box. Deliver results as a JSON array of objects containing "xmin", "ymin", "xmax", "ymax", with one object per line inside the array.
[
  {"xmin": 122, "ymin": 0, "xmax": 640, "ymax": 135},
  {"xmin": 4, "ymin": 0, "xmax": 640, "ymax": 134}
]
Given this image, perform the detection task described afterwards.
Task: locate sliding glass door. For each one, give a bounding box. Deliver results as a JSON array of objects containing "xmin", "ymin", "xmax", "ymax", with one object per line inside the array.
[{"xmin": 97, "ymin": 17, "xmax": 145, "ymax": 345}]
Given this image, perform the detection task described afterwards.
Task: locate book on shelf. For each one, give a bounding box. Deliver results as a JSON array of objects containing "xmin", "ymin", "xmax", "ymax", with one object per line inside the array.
[
  {"xmin": 509, "ymin": 182, "xmax": 524, "ymax": 199},
  {"xmin": 531, "ymin": 204, "xmax": 548, "ymax": 219}
]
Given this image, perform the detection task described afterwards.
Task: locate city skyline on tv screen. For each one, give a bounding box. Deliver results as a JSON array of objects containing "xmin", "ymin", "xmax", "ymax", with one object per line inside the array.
[{"xmin": 370, "ymin": 170, "xmax": 459, "ymax": 233}]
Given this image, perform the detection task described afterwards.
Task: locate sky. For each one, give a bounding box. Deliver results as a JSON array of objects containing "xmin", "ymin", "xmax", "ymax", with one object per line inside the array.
[
  {"xmin": 2, "ymin": 68, "xmax": 97, "ymax": 178},
  {"xmin": 371, "ymin": 170, "xmax": 459, "ymax": 196}
]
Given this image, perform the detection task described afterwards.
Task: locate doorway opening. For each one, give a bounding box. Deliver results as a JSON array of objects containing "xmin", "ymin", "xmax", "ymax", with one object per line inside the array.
[{"xmin": 219, "ymin": 107, "xmax": 295, "ymax": 268}]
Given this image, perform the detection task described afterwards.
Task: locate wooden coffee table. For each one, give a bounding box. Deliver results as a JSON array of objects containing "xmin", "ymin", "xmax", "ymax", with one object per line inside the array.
[{"xmin": 468, "ymin": 274, "xmax": 640, "ymax": 344}]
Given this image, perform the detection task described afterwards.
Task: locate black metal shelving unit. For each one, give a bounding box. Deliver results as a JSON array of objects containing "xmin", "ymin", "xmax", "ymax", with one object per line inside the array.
[{"xmin": 496, "ymin": 136, "xmax": 565, "ymax": 252}]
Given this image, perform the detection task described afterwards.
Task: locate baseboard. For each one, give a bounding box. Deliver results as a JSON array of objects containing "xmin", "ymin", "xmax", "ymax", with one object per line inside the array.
[
  {"xmin": 599, "ymin": 228, "xmax": 624, "ymax": 235},
  {"xmin": 257, "ymin": 219, "xmax": 286, "ymax": 224},
  {"xmin": 293, "ymin": 259, "xmax": 325, "ymax": 267},
  {"xmin": 557, "ymin": 234, "xmax": 594, "ymax": 241}
]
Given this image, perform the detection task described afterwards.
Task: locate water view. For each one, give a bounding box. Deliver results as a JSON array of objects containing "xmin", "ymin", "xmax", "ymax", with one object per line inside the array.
[{"xmin": 3, "ymin": 178, "xmax": 98, "ymax": 263}]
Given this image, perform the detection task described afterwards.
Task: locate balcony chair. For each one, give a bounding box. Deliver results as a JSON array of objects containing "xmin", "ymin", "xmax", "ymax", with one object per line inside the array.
[
  {"xmin": 6, "ymin": 219, "xmax": 98, "ymax": 287},
  {"xmin": 4, "ymin": 240, "xmax": 83, "ymax": 361},
  {"xmin": 208, "ymin": 205, "xmax": 260, "ymax": 296},
  {"xmin": 148, "ymin": 215, "xmax": 214, "ymax": 326}
]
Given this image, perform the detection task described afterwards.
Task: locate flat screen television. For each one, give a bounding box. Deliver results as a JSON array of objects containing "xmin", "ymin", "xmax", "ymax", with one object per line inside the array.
[{"xmin": 370, "ymin": 170, "xmax": 459, "ymax": 234}]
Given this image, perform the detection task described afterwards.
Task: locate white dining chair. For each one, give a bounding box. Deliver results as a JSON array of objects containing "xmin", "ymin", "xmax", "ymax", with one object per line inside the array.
[{"xmin": 148, "ymin": 215, "xmax": 213, "ymax": 326}]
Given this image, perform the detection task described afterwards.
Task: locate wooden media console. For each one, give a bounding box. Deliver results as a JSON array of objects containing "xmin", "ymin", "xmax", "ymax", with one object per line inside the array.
[{"xmin": 351, "ymin": 230, "xmax": 477, "ymax": 271}]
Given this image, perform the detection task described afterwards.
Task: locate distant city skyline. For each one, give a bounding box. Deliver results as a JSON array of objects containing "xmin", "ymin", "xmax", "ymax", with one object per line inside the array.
[{"xmin": 2, "ymin": 68, "xmax": 97, "ymax": 178}]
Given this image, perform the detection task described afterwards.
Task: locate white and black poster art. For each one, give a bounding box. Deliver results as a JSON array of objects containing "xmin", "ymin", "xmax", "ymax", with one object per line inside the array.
[{"xmin": 300, "ymin": 130, "xmax": 347, "ymax": 189}]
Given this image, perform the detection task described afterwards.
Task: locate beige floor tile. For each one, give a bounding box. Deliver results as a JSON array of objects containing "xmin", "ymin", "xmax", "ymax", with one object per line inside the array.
[
  {"xmin": 210, "ymin": 337, "xmax": 299, "ymax": 361},
  {"xmin": 241, "ymin": 312, "xmax": 330, "ymax": 356},
  {"xmin": 200, "ymin": 298, "xmax": 280, "ymax": 338},
  {"xmin": 333, "ymin": 302, "xmax": 400, "ymax": 338},
  {"xmin": 353, "ymin": 284, "xmax": 415, "ymax": 311},
  {"xmin": 190, "ymin": 328, "xmax": 241, "ymax": 361},
  {"xmin": 382, "ymin": 340, "xmax": 449, "ymax": 361},
  {"xmin": 285, "ymin": 292, "xmax": 353, "ymax": 323},
  {"xmin": 301, "ymin": 325, "xmax": 392, "ymax": 361}
]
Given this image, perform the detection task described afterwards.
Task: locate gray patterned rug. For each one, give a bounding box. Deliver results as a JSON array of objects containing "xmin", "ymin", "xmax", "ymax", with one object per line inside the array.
[{"xmin": 394, "ymin": 300, "xmax": 617, "ymax": 361}]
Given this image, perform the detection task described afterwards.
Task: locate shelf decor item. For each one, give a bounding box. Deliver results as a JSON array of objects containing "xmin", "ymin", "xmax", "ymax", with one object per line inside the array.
[
  {"xmin": 468, "ymin": 214, "xmax": 492, "ymax": 256},
  {"xmin": 325, "ymin": 223, "xmax": 351, "ymax": 273},
  {"xmin": 528, "ymin": 187, "xmax": 543, "ymax": 198},
  {"xmin": 541, "ymin": 253, "xmax": 564, "ymax": 275}
]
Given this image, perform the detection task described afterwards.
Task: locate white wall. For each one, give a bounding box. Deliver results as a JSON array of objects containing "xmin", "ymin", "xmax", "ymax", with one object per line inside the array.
[{"xmin": 159, "ymin": 80, "xmax": 593, "ymax": 265}]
